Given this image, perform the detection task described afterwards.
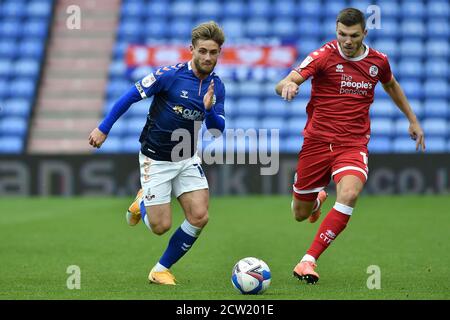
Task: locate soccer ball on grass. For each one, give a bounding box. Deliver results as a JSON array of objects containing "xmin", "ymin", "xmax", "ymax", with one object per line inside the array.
[{"xmin": 231, "ymin": 257, "xmax": 271, "ymax": 294}]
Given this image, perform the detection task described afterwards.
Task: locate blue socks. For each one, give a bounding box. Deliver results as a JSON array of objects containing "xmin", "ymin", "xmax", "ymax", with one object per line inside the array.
[{"xmin": 159, "ymin": 220, "xmax": 202, "ymax": 269}]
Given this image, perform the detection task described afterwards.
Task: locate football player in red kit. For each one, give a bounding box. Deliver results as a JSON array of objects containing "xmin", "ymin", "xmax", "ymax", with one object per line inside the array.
[{"xmin": 275, "ymin": 8, "xmax": 425, "ymax": 284}]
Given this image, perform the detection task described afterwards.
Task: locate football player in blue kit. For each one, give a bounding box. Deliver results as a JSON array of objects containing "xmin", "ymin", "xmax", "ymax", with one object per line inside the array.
[{"xmin": 88, "ymin": 21, "xmax": 226, "ymax": 285}]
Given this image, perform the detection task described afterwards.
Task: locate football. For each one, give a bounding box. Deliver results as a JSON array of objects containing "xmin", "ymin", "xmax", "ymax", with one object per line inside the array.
[{"xmin": 231, "ymin": 257, "xmax": 271, "ymax": 294}]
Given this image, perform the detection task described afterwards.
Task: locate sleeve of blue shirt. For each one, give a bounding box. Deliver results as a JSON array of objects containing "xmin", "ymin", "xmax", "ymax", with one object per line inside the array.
[
  {"xmin": 205, "ymin": 80, "xmax": 225, "ymax": 133},
  {"xmin": 98, "ymin": 70, "xmax": 170, "ymax": 135}
]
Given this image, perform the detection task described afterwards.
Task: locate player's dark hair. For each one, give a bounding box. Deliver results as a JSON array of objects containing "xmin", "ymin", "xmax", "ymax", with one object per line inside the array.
[
  {"xmin": 191, "ymin": 21, "xmax": 225, "ymax": 47},
  {"xmin": 336, "ymin": 8, "xmax": 366, "ymax": 30}
]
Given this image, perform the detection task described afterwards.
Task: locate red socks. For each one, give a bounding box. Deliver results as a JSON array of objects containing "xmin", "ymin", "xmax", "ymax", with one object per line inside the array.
[{"xmin": 306, "ymin": 206, "xmax": 351, "ymax": 260}]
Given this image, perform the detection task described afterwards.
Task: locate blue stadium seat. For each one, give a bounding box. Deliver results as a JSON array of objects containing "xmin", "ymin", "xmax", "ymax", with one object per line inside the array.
[
  {"xmin": 121, "ymin": 1, "xmax": 146, "ymax": 18},
  {"xmin": 146, "ymin": 2, "xmax": 169, "ymax": 18},
  {"xmin": 8, "ymin": 78, "xmax": 36, "ymax": 98},
  {"xmin": 118, "ymin": 19, "xmax": 142, "ymax": 41},
  {"xmin": 394, "ymin": 119, "xmax": 411, "ymax": 136},
  {"xmin": 261, "ymin": 98, "xmax": 289, "ymax": 117},
  {"xmin": 14, "ymin": 59, "xmax": 40, "ymax": 77},
  {"xmin": 272, "ymin": 19, "xmax": 296, "ymax": 38},
  {"xmin": 400, "ymin": 0, "xmax": 425, "ymax": 18},
  {"xmin": 224, "ymin": 98, "xmax": 237, "ymax": 119},
  {"xmin": 280, "ymin": 135, "xmax": 303, "ymax": 153},
  {"xmin": 287, "ymin": 117, "xmax": 307, "ymax": 136},
  {"xmin": 0, "ymin": 137, "xmax": 23, "ymax": 153},
  {"xmin": 425, "ymin": 59, "xmax": 449, "ymax": 79},
  {"xmin": 376, "ymin": 0, "xmax": 400, "ymax": 18},
  {"xmin": 427, "ymin": 20, "xmax": 449, "ymax": 38},
  {"xmin": 370, "ymin": 118, "xmax": 394, "ymax": 137},
  {"xmin": 127, "ymin": 99, "xmax": 151, "ymax": 118},
  {"xmin": 19, "ymin": 40, "xmax": 44, "ymax": 59},
  {"xmin": 0, "ymin": 40, "xmax": 17, "ymax": 58},
  {"xmin": 299, "ymin": 0, "xmax": 322, "ymax": 18},
  {"xmin": 372, "ymin": 39, "xmax": 397, "ymax": 58},
  {"xmin": 235, "ymin": 98, "xmax": 260, "ymax": 117},
  {"xmin": 22, "ymin": 19, "xmax": 49, "ymax": 38},
  {"xmin": 298, "ymin": 80, "xmax": 312, "ymax": 98},
  {"xmin": 296, "ymin": 38, "xmax": 321, "ymax": 56},
  {"xmin": 259, "ymin": 117, "xmax": 285, "ymax": 130},
  {"xmin": 0, "ymin": 59, "xmax": 13, "ymax": 78},
  {"xmin": 424, "ymin": 80, "xmax": 448, "ymax": 99},
  {"xmin": 27, "ymin": 1, "xmax": 52, "ymax": 18},
  {"xmin": 2, "ymin": 1, "xmax": 27, "ymax": 18},
  {"xmin": 0, "ymin": 20, "xmax": 21, "ymax": 38},
  {"xmin": 248, "ymin": 1, "xmax": 271, "ymax": 18},
  {"xmin": 222, "ymin": 19, "xmax": 245, "ymax": 39},
  {"xmin": 107, "ymin": 80, "xmax": 131, "ymax": 99},
  {"xmin": 424, "ymin": 137, "xmax": 447, "ymax": 153},
  {"xmin": 233, "ymin": 117, "xmax": 259, "ymax": 130},
  {"xmin": 246, "ymin": 18, "xmax": 270, "ymax": 38},
  {"xmin": 422, "ymin": 119, "xmax": 448, "ymax": 136},
  {"xmin": 2, "ymin": 99, "xmax": 32, "ymax": 117},
  {"xmin": 322, "ymin": 18, "xmax": 338, "ymax": 39},
  {"xmin": 426, "ymin": 40, "xmax": 449, "ymax": 57},
  {"xmin": 427, "ymin": 0, "xmax": 449, "ymax": 17},
  {"xmin": 323, "ymin": 0, "xmax": 347, "ymax": 17},
  {"xmin": 96, "ymin": 137, "xmax": 122, "ymax": 153},
  {"xmin": 0, "ymin": 117, "xmax": 27, "ymax": 136},
  {"xmin": 287, "ymin": 99, "xmax": 309, "ymax": 117},
  {"xmin": 368, "ymin": 137, "xmax": 393, "ymax": 153},
  {"xmin": 400, "ymin": 20, "xmax": 425, "ymax": 39},
  {"xmin": 170, "ymin": 1, "xmax": 195, "ymax": 18},
  {"xmin": 398, "ymin": 80, "xmax": 423, "ymax": 99},
  {"xmin": 423, "ymin": 100, "xmax": 448, "ymax": 118},
  {"xmin": 397, "ymin": 59, "xmax": 422, "ymax": 78},
  {"xmin": 168, "ymin": 19, "xmax": 192, "ymax": 39},
  {"xmin": 126, "ymin": 117, "xmax": 146, "ymax": 135},
  {"xmin": 373, "ymin": 19, "xmax": 398, "ymax": 39},
  {"xmin": 121, "ymin": 136, "xmax": 141, "ymax": 153},
  {"xmin": 297, "ymin": 20, "xmax": 321, "ymax": 37},
  {"xmin": 144, "ymin": 18, "xmax": 169, "ymax": 38},
  {"xmin": 107, "ymin": 119, "xmax": 127, "ymax": 137},
  {"xmin": 393, "ymin": 137, "xmax": 418, "ymax": 153},
  {"xmin": 238, "ymin": 82, "xmax": 264, "ymax": 98},
  {"xmin": 109, "ymin": 60, "xmax": 127, "ymax": 78},
  {"xmin": 399, "ymin": 40, "xmax": 423, "ymax": 58},
  {"xmin": 392, "ymin": 99, "xmax": 423, "ymax": 118},
  {"xmin": 272, "ymin": 1, "xmax": 296, "ymax": 18},
  {"xmin": 196, "ymin": 1, "xmax": 221, "ymax": 20},
  {"xmin": 223, "ymin": 1, "xmax": 247, "ymax": 19}
]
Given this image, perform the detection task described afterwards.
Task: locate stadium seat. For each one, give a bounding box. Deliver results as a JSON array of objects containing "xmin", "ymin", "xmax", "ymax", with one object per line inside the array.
[
  {"xmin": 398, "ymin": 80, "xmax": 423, "ymax": 99},
  {"xmin": 1, "ymin": 99, "xmax": 32, "ymax": 117},
  {"xmin": 424, "ymin": 80, "xmax": 448, "ymax": 99},
  {"xmin": 223, "ymin": 1, "xmax": 247, "ymax": 19},
  {"xmin": 370, "ymin": 118, "xmax": 394, "ymax": 137},
  {"xmin": 121, "ymin": 136, "xmax": 141, "ymax": 153},
  {"xmin": 427, "ymin": 20, "xmax": 450, "ymax": 38},
  {"xmin": 300, "ymin": 0, "xmax": 322, "ymax": 18},
  {"xmin": 146, "ymin": 2, "xmax": 169, "ymax": 19},
  {"xmin": 0, "ymin": 59, "xmax": 13, "ymax": 78},
  {"xmin": 286, "ymin": 117, "xmax": 307, "ymax": 136},
  {"xmin": 393, "ymin": 137, "xmax": 418, "ymax": 153},
  {"xmin": 259, "ymin": 117, "xmax": 285, "ymax": 132},
  {"xmin": 0, "ymin": 137, "xmax": 23, "ymax": 153},
  {"xmin": 122, "ymin": 1, "xmax": 146, "ymax": 18},
  {"xmin": 125, "ymin": 117, "xmax": 146, "ymax": 135},
  {"xmin": 8, "ymin": 78, "xmax": 36, "ymax": 99},
  {"xmin": 127, "ymin": 99, "xmax": 151, "ymax": 118},
  {"xmin": 424, "ymin": 137, "xmax": 447, "ymax": 153},
  {"xmin": 427, "ymin": 0, "xmax": 449, "ymax": 17},
  {"xmin": 22, "ymin": 19, "xmax": 49, "ymax": 38},
  {"xmin": 196, "ymin": 1, "xmax": 222, "ymax": 20},
  {"xmin": 221, "ymin": 19, "xmax": 245, "ymax": 39},
  {"xmin": 238, "ymin": 82, "xmax": 264, "ymax": 98},
  {"xmin": 422, "ymin": 119, "xmax": 448, "ymax": 137},
  {"xmin": 0, "ymin": 20, "xmax": 22, "ymax": 38},
  {"xmin": 280, "ymin": 135, "xmax": 303, "ymax": 153},
  {"xmin": 368, "ymin": 137, "xmax": 393, "ymax": 153},
  {"xmin": 246, "ymin": 18, "xmax": 270, "ymax": 38},
  {"xmin": 272, "ymin": 1, "xmax": 296, "ymax": 18},
  {"xmin": 394, "ymin": 119, "xmax": 411, "ymax": 136},
  {"xmin": 27, "ymin": 1, "xmax": 53, "ymax": 18},
  {"xmin": 400, "ymin": 40, "xmax": 423, "ymax": 58},
  {"xmin": 272, "ymin": 19, "xmax": 297, "ymax": 39},
  {"xmin": 423, "ymin": 100, "xmax": 448, "ymax": 118},
  {"xmin": 262, "ymin": 98, "xmax": 289, "ymax": 117},
  {"xmin": 14, "ymin": 59, "xmax": 40, "ymax": 77},
  {"xmin": 426, "ymin": 40, "xmax": 449, "ymax": 57},
  {"xmin": 425, "ymin": 59, "xmax": 449, "ymax": 78},
  {"xmin": 248, "ymin": 1, "xmax": 271, "ymax": 18},
  {"xmin": 0, "ymin": 40, "xmax": 17, "ymax": 59},
  {"xmin": 372, "ymin": 39, "xmax": 397, "ymax": 58},
  {"xmin": 96, "ymin": 137, "xmax": 122, "ymax": 153},
  {"xmin": 235, "ymin": 98, "xmax": 260, "ymax": 117},
  {"xmin": 324, "ymin": 0, "xmax": 348, "ymax": 17},
  {"xmin": 2, "ymin": 1, "xmax": 27, "ymax": 18},
  {"xmin": 296, "ymin": 38, "xmax": 321, "ymax": 56},
  {"xmin": 233, "ymin": 117, "xmax": 259, "ymax": 130},
  {"xmin": 0, "ymin": 117, "xmax": 27, "ymax": 136},
  {"xmin": 144, "ymin": 18, "xmax": 170, "ymax": 39},
  {"xmin": 373, "ymin": 19, "xmax": 398, "ymax": 39},
  {"xmin": 400, "ymin": 20, "xmax": 425, "ymax": 39},
  {"xmin": 19, "ymin": 40, "xmax": 44, "ymax": 59},
  {"xmin": 400, "ymin": 0, "xmax": 425, "ymax": 18},
  {"xmin": 397, "ymin": 59, "xmax": 422, "ymax": 78}
]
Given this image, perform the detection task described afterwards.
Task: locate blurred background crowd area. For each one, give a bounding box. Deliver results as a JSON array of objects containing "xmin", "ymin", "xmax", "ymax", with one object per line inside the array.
[{"xmin": 0, "ymin": 0, "xmax": 448, "ymax": 155}]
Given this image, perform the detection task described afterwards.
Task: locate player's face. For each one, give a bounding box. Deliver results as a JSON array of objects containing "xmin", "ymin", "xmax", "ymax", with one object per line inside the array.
[
  {"xmin": 336, "ymin": 22, "xmax": 367, "ymax": 58},
  {"xmin": 190, "ymin": 39, "xmax": 221, "ymax": 76}
]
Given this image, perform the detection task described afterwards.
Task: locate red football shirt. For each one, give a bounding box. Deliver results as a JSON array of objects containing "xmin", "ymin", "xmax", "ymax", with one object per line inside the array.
[{"xmin": 294, "ymin": 40, "xmax": 392, "ymax": 145}]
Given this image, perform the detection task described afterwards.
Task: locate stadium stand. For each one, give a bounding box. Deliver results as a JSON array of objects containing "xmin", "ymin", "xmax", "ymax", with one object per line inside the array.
[
  {"xmin": 1, "ymin": 0, "xmax": 448, "ymax": 154},
  {"xmin": 0, "ymin": 0, "xmax": 54, "ymax": 153}
]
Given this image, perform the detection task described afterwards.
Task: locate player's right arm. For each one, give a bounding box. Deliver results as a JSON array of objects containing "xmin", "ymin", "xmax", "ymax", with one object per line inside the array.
[
  {"xmin": 88, "ymin": 68, "xmax": 173, "ymax": 149},
  {"xmin": 275, "ymin": 71, "xmax": 307, "ymax": 101}
]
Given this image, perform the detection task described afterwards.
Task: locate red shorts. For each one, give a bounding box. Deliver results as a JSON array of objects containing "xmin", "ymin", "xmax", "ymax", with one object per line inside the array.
[{"xmin": 293, "ymin": 138, "xmax": 369, "ymax": 201}]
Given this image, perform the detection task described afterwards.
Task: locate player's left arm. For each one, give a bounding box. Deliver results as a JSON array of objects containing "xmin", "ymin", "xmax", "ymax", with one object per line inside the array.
[
  {"xmin": 204, "ymin": 79, "xmax": 225, "ymax": 134},
  {"xmin": 382, "ymin": 75, "xmax": 425, "ymax": 151}
]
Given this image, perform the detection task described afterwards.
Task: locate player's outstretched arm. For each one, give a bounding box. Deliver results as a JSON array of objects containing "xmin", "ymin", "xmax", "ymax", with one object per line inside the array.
[
  {"xmin": 382, "ymin": 76, "xmax": 425, "ymax": 151},
  {"xmin": 88, "ymin": 86, "xmax": 142, "ymax": 149},
  {"xmin": 275, "ymin": 71, "xmax": 306, "ymax": 101}
]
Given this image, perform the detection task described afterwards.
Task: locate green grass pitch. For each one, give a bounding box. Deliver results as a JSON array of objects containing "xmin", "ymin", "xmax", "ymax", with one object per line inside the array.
[{"xmin": 0, "ymin": 195, "xmax": 448, "ymax": 300}]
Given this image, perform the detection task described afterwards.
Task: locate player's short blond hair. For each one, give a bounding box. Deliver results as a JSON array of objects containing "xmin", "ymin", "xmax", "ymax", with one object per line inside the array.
[{"xmin": 191, "ymin": 21, "xmax": 225, "ymax": 48}]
